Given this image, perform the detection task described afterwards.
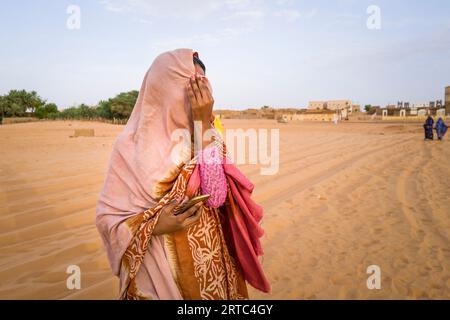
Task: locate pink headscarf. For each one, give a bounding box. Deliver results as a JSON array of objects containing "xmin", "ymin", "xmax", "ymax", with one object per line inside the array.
[{"xmin": 96, "ymin": 49, "xmax": 204, "ymax": 298}]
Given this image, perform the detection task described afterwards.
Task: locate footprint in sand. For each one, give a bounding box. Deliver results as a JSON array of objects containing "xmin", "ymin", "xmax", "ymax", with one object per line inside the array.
[
  {"xmin": 411, "ymin": 288, "xmax": 430, "ymax": 299},
  {"xmin": 421, "ymin": 217, "xmax": 433, "ymax": 225},
  {"xmin": 306, "ymin": 257, "xmax": 319, "ymax": 268},
  {"xmin": 417, "ymin": 265, "xmax": 433, "ymax": 277},
  {"xmin": 426, "ymin": 261, "xmax": 444, "ymax": 272},
  {"xmin": 392, "ymin": 256, "xmax": 410, "ymax": 269},
  {"xmin": 372, "ymin": 227, "xmax": 384, "ymax": 235},
  {"xmin": 392, "ymin": 278, "xmax": 410, "ymax": 296},
  {"xmin": 329, "ymin": 274, "xmax": 351, "ymax": 286},
  {"xmin": 413, "ymin": 229, "xmax": 426, "ymax": 242}
]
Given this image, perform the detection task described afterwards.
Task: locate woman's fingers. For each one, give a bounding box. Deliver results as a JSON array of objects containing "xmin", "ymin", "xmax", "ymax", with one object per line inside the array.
[
  {"xmin": 199, "ymin": 77, "xmax": 213, "ymax": 102},
  {"xmin": 173, "ymin": 196, "xmax": 189, "ymax": 215},
  {"xmin": 187, "ymin": 82, "xmax": 198, "ymax": 105},
  {"xmin": 188, "ymin": 75, "xmax": 213, "ymax": 105},
  {"xmin": 190, "ymin": 77, "xmax": 203, "ymax": 102},
  {"xmin": 188, "ymin": 74, "xmax": 214, "ymax": 124},
  {"xmin": 176, "ymin": 202, "xmax": 203, "ymax": 223},
  {"xmin": 182, "ymin": 206, "xmax": 203, "ymax": 228},
  {"xmin": 163, "ymin": 200, "xmax": 180, "ymax": 215},
  {"xmin": 195, "ymin": 75, "xmax": 204, "ymax": 100}
]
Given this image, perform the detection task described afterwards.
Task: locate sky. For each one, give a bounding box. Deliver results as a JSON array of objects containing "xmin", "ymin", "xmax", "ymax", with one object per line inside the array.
[{"xmin": 0, "ymin": 0, "xmax": 449, "ymax": 110}]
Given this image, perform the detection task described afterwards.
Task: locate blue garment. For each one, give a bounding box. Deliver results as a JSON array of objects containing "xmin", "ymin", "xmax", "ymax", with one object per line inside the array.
[
  {"xmin": 435, "ymin": 118, "xmax": 448, "ymax": 140},
  {"xmin": 424, "ymin": 116, "xmax": 434, "ymax": 140}
]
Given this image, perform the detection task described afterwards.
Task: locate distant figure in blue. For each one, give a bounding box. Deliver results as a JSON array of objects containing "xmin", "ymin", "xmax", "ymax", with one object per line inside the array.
[
  {"xmin": 423, "ymin": 116, "xmax": 434, "ymax": 140},
  {"xmin": 435, "ymin": 117, "xmax": 449, "ymax": 141}
]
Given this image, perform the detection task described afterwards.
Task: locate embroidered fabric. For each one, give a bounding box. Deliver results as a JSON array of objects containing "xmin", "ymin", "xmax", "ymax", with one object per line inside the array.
[{"xmin": 198, "ymin": 145, "xmax": 227, "ymax": 208}]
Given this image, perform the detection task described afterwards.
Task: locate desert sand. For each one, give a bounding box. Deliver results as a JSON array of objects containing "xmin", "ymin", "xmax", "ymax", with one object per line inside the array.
[{"xmin": 1, "ymin": 119, "xmax": 450, "ymax": 299}]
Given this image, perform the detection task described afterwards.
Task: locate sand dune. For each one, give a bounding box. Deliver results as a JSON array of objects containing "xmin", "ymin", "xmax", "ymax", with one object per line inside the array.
[{"xmin": 1, "ymin": 120, "xmax": 449, "ymax": 299}]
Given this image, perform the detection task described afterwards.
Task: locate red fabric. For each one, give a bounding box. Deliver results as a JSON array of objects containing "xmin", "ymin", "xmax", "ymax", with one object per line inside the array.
[
  {"xmin": 186, "ymin": 162, "xmax": 270, "ymax": 293},
  {"xmin": 185, "ymin": 164, "xmax": 200, "ymax": 198},
  {"xmin": 222, "ymin": 163, "xmax": 270, "ymax": 293}
]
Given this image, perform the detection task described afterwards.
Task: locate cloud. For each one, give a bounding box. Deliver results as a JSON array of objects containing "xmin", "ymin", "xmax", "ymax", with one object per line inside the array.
[
  {"xmin": 100, "ymin": 0, "xmax": 318, "ymax": 48},
  {"xmin": 98, "ymin": 0, "xmax": 230, "ymax": 20},
  {"xmin": 98, "ymin": 0, "xmax": 128, "ymax": 12},
  {"xmin": 152, "ymin": 24, "xmax": 256, "ymax": 50},
  {"xmin": 222, "ymin": 10, "xmax": 266, "ymax": 20},
  {"xmin": 275, "ymin": 0, "xmax": 294, "ymax": 5},
  {"xmin": 99, "ymin": 0, "xmax": 315, "ymax": 22},
  {"xmin": 153, "ymin": 33, "xmax": 221, "ymax": 49},
  {"xmin": 273, "ymin": 8, "xmax": 317, "ymax": 22},
  {"xmin": 133, "ymin": 17, "xmax": 152, "ymax": 24}
]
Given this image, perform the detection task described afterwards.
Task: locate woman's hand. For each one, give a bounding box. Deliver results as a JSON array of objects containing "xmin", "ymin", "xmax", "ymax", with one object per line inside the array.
[
  {"xmin": 152, "ymin": 198, "xmax": 204, "ymax": 236},
  {"xmin": 187, "ymin": 74, "xmax": 214, "ymax": 127}
]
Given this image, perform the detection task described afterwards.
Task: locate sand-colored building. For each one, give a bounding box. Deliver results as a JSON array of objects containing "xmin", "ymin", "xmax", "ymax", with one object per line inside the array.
[
  {"xmin": 215, "ymin": 103, "xmax": 356, "ymax": 123},
  {"xmin": 308, "ymin": 101, "xmax": 327, "ymax": 110},
  {"xmin": 446, "ymin": 86, "xmax": 450, "ymax": 115},
  {"xmin": 351, "ymin": 105, "xmax": 361, "ymax": 114},
  {"xmin": 280, "ymin": 109, "xmax": 337, "ymax": 122},
  {"xmin": 308, "ymin": 100, "xmax": 360, "ymax": 119},
  {"xmin": 308, "ymin": 100, "xmax": 352, "ymax": 111},
  {"xmin": 215, "ymin": 107, "xmax": 301, "ymax": 120}
]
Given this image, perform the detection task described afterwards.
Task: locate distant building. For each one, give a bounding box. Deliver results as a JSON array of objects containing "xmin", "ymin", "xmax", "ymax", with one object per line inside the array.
[
  {"xmin": 446, "ymin": 86, "xmax": 450, "ymax": 115},
  {"xmin": 308, "ymin": 101, "xmax": 326, "ymax": 110},
  {"xmin": 351, "ymin": 105, "xmax": 361, "ymax": 114},
  {"xmin": 281, "ymin": 109, "xmax": 336, "ymax": 122},
  {"xmin": 308, "ymin": 100, "xmax": 357, "ymax": 119},
  {"xmin": 368, "ymin": 106, "xmax": 381, "ymax": 115},
  {"xmin": 308, "ymin": 100, "xmax": 352, "ymax": 111},
  {"xmin": 379, "ymin": 97, "xmax": 449, "ymax": 118},
  {"xmin": 407, "ymin": 103, "xmax": 427, "ymax": 116},
  {"xmin": 326, "ymin": 100, "xmax": 352, "ymax": 111}
]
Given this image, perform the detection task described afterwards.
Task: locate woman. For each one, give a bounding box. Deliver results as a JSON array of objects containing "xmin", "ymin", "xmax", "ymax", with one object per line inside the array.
[
  {"xmin": 435, "ymin": 117, "xmax": 448, "ymax": 141},
  {"xmin": 423, "ymin": 116, "xmax": 434, "ymax": 140},
  {"xmin": 96, "ymin": 49, "xmax": 270, "ymax": 300}
]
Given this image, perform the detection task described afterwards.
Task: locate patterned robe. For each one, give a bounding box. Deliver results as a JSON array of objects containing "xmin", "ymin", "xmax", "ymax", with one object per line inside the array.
[{"xmin": 119, "ymin": 160, "xmax": 249, "ymax": 300}]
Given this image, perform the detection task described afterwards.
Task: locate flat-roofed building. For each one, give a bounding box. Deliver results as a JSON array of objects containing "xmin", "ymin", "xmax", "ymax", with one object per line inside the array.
[
  {"xmin": 308, "ymin": 99, "xmax": 354, "ymax": 119},
  {"xmin": 308, "ymin": 100, "xmax": 352, "ymax": 111},
  {"xmin": 446, "ymin": 86, "xmax": 450, "ymax": 115},
  {"xmin": 326, "ymin": 100, "xmax": 352, "ymax": 111},
  {"xmin": 281, "ymin": 109, "xmax": 336, "ymax": 122},
  {"xmin": 350, "ymin": 104, "xmax": 360, "ymax": 114},
  {"xmin": 308, "ymin": 101, "xmax": 326, "ymax": 110}
]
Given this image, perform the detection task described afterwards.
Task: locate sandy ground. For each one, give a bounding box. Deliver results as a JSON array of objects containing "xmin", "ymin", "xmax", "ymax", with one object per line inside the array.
[{"xmin": 1, "ymin": 119, "xmax": 449, "ymax": 299}]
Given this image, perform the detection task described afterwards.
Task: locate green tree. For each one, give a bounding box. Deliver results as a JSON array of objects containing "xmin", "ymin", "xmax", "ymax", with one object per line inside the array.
[
  {"xmin": 10, "ymin": 103, "xmax": 23, "ymax": 117},
  {"xmin": 364, "ymin": 105, "xmax": 372, "ymax": 112},
  {"xmin": 60, "ymin": 106, "xmax": 81, "ymax": 120},
  {"xmin": 96, "ymin": 100, "xmax": 112, "ymax": 119},
  {"xmin": 0, "ymin": 95, "xmax": 5, "ymax": 120},
  {"xmin": 109, "ymin": 91, "xmax": 139, "ymax": 119},
  {"xmin": 35, "ymin": 103, "xmax": 59, "ymax": 119},
  {"xmin": 1, "ymin": 90, "xmax": 45, "ymax": 117},
  {"xmin": 45, "ymin": 103, "xmax": 58, "ymax": 114}
]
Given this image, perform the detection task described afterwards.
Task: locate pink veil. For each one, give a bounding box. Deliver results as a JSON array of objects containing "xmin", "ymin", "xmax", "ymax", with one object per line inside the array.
[{"xmin": 96, "ymin": 49, "xmax": 201, "ymax": 298}]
